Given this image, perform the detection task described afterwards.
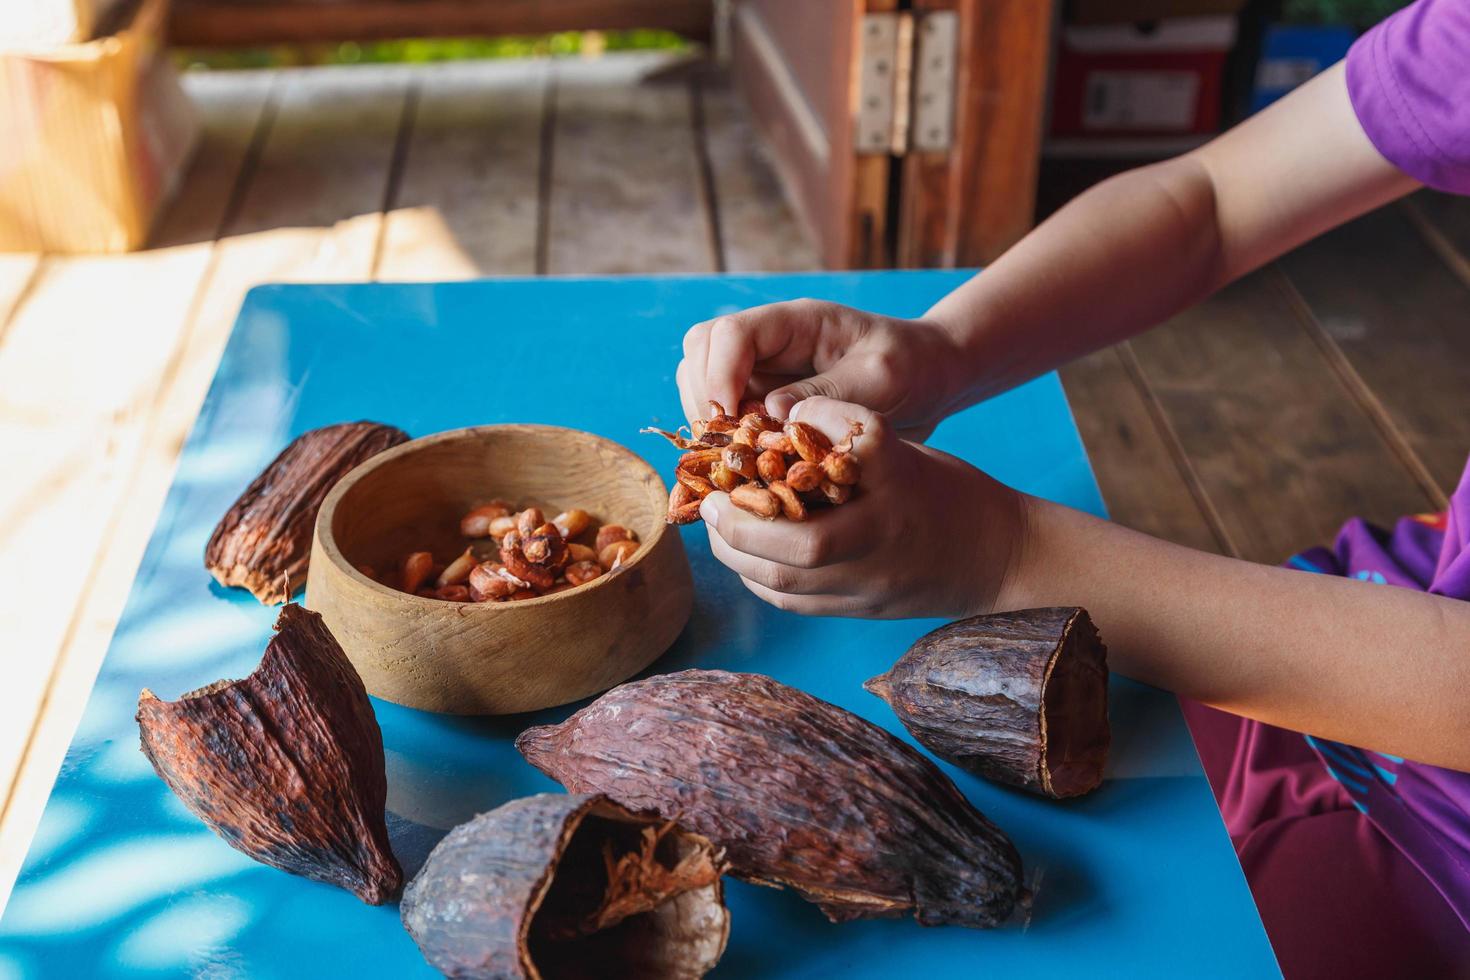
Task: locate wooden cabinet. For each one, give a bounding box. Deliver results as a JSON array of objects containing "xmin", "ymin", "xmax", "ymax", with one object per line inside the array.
[{"xmin": 732, "ymin": 0, "xmax": 1055, "ymax": 268}]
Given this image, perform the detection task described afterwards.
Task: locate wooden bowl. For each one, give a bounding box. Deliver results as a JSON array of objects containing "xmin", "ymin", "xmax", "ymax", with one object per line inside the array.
[{"xmin": 304, "ymin": 425, "xmax": 693, "ymax": 715}]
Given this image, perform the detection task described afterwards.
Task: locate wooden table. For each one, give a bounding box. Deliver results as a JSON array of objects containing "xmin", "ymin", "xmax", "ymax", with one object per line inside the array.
[{"xmin": 0, "ymin": 271, "xmax": 1279, "ymax": 976}]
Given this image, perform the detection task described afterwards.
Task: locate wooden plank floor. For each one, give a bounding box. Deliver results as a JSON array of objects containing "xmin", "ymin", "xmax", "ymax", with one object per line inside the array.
[{"xmin": 2, "ymin": 52, "xmax": 1468, "ymax": 909}]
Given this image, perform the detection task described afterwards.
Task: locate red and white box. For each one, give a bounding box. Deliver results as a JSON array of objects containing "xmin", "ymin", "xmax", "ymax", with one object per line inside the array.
[{"xmin": 1050, "ymin": 16, "xmax": 1237, "ymax": 137}]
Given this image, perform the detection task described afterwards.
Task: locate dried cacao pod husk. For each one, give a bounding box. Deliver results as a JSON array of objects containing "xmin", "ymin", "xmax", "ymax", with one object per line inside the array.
[
  {"xmin": 401, "ymin": 793, "xmax": 729, "ymax": 980},
  {"xmin": 136, "ymin": 604, "xmax": 402, "ymax": 903},
  {"xmin": 517, "ymin": 670, "xmax": 1021, "ymax": 928},
  {"xmin": 205, "ymin": 421, "xmax": 408, "ymax": 603},
  {"xmin": 866, "ymin": 607, "xmax": 1110, "ymax": 799}
]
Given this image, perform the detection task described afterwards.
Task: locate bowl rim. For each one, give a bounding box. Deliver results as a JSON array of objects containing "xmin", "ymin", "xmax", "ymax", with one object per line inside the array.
[{"xmin": 313, "ymin": 423, "xmax": 673, "ymax": 610}]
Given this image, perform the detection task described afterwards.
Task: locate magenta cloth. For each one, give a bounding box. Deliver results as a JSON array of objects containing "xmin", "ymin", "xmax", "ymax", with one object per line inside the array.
[
  {"xmin": 1183, "ymin": 456, "xmax": 1470, "ymax": 978},
  {"xmin": 1346, "ymin": 0, "xmax": 1470, "ymax": 193}
]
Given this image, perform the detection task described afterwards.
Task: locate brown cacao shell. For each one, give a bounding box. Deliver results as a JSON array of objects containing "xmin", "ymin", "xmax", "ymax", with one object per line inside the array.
[
  {"xmin": 516, "ymin": 670, "xmax": 1021, "ymax": 928},
  {"xmin": 136, "ymin": 604, "xmax": 403, "ymax": 904},
  {"xmin": 866, "ymin": 607, "xmax": 1110, "ymax": 799},
  {"xmin": 401, "ymin": 793, "xmax": 729, "ymax": 980},
  {"xmin": 205, "ymin": 420, "xmax": 408, "ymax": 603}
]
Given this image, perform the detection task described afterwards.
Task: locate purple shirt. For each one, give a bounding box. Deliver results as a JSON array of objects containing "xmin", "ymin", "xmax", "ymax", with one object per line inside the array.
[{"xmin": 1347, "ymin": 0, "xmax": 1470, "ymax": 193}]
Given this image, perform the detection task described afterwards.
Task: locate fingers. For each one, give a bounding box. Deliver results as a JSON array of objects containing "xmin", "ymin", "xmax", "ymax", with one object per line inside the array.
[
  {"xmin": 675, "ymin": 358, "xmax": 703, "ymax": 429},
  {"xmin": 680, "ymin": 320, "xmax": 713, "ymax": 423},
  {"xmin": 737, "ymin": 577, "xmax": 870, "ymax": 617},
  {"xmin": 681, "ymin": 299, "xmax": 859, "ymax": 421},
  {"xmin": 700, "ymin": 490, "xmax": 872, "ymax": 567},
  {"xmin": 764, "ymin": 357, "xmax": 891, "ymax": 421},
  {"xmin": 707, "ymin": 532, "xmax": 837, "ymax": 596},
  {"xmin": 703, "ymin": 315, "xmax": 765, "ymax": 417}
]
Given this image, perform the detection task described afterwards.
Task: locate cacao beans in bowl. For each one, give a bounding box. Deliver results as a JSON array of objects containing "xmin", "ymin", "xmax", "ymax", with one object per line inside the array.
[{"xmin": 305, "ymin": 424, "xmax": 693, "ymax": 714}]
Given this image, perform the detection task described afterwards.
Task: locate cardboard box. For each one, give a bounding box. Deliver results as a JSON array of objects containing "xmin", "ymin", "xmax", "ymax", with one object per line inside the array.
[
  {"xmin": 0, "ymin": 0, "xmax": 199, "ymax": 253},
  {"xmin": 1051, "ymin": 16, "xmax": 1236, "ymax": 137},
  {"xmin": 1069, "ymin": 0, "xmax": 1246, "ymax": 25}
]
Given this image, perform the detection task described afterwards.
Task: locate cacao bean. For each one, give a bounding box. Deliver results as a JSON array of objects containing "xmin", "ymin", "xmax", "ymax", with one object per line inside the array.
[
  {"xmin": 205, "ymin": 421, "xmax": 407, "ymax": 603},
  {"xmin": 766, "ymin": 481, "xmax": 807, "ymax": 522},
  {"xmin": 517, "ymin": 670, "xmax": 1022, "ymax": 928},
  {"xmin": 595, "ymin": 525, "xmax": 634, "ymax": 553},
  {"xmin": 784, "ymin": 460, "xmax": 822, "ymax": 493},
  {"xmin": 470, "ymin": 561, "xmax": 520, "ymax": 601},
  {"xmin": 437, "ymin": 547, "xmax": 477, "ymax": 588},
  {"xmin": 500, "ymin": 534, "xmax": 556, "ymax": 591},
  {"xmin": 784, "ymin": 421, "xmax": 832, "ymax": 463},
  {"xmin": 553, "ymin": 509, "xmax": 593, "ymax": 540},
  {"xmin": 754, "ymin": 430, "xmax": 795, "ymax": 455},
  {"xmin": 137, "ymin": 605, "xmax": 402, "ymax": 904},
  {"xmin": 599, "ymin": 539, "xmax": 639, "ymax": 571},
  {"xmin": 737, "ymin": 399, "xmax": 766, "ymax": 418},
  {"xmin": 755, "ymin": 449, "xmax": 787, "ymax": 485},
  {"xmin": 708, "ymin": 462, "xmax": 742, "ymax": 494},
  {"xmin": 666, "ymin": 484, "xmax": 702, "ymax": 525},
  {"xmin": 565, "ymin": 560, "xmax": 604, "ymax": 586},
  {"xmin": 821, "ymin": 451, "xmax": 860, "ymax": 487},
  {"xmin": 402, "ymin": 793, "xmax": 729, "ymax": 979},
  {"xmin": 721, "ymin": 445, "xmax": 759, "ymax": 481},
  {"xmin": 516, "ymin": 508, "xmax": 545, "ymax": 538},
  {"xmin": 866, "ymin": 607, "xmax": 1110, "ymax": 799},
  {"xmin": 818, "ymin": 479, "xmax": 852, "ymax": 505},
  {"xmin": 400, "ymin": 551, "xmax": 435, "ymax": 593},
  {"xmin": 461, "ymin": 501, "xmax": 514, "ymax": 538},
  {"xmin": 728, "ymin": 484, "xmax": 779, "ymax": 521}
]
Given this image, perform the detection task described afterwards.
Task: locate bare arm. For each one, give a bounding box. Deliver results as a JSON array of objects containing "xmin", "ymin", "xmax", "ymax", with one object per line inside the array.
[
  {"xmin": 924, "ymin": 61, "xmax": 1419, "ymax": 409},
  {"xmin": 1005, "ymin": 498, "xmax": 1470, "ymax": 771}
]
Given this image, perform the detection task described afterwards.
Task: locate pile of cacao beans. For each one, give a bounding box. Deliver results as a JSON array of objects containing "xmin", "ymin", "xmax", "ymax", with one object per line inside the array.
[
  {"xmin": 365, "ymin": 501, "xmax": 640, "ymax": 603},
  {"xmin": 646, "ymin": 400, "xmax": 863, "ymax": 523}
]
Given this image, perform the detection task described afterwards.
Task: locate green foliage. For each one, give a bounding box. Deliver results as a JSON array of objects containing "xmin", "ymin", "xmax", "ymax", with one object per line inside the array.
[
  {"xmin": 176, "ymin": 29, "xmax": 688, "ymax": 72},
  {"xmin": 1280, "ymin": 0, "xmax": 1413, "ymax": 27}
]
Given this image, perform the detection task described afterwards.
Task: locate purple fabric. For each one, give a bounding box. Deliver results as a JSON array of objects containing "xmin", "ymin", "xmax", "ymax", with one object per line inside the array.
[
  {"xmin": 1296, "ymin": 466, "xmax": 1470, "ymax": 933},
  {"xmin": 1183, "ymin": 457, "xmax": 1470, "ymax": 975},
  {"xmin": 1346, "ymin": 0, "xmax": 1470, "ymax": 193}
]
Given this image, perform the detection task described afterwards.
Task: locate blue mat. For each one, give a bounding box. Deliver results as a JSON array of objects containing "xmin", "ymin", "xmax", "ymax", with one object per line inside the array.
[{"xmin": 0, "ymin": 272, "xmax": 1276, "ymax": 977}]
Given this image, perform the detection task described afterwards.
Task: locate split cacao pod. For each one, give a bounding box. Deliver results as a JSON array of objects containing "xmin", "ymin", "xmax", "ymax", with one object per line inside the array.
[
  {"xmin": 136, "ymin": 604, "xmax": 403, "ymax": 904},
  {"xmin": 866, "ymin": 607, "xmax": 1110, "ymax": 799},
  {"xmin": 206, "ymin": 420, "xmax": 408, "ymax": 603},
  {"xmin": 401, "ymin": 793, "xmax": 729, "ymax": 979},
  {"xmin": 516, "ymin": 670, "xmax": 1021, "ymax": 928}
]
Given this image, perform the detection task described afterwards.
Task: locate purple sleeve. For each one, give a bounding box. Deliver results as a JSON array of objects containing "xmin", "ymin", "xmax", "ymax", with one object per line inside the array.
[{"xmin": 1346, "ymin": 0, "xmax": 1470, "ymax": 194}]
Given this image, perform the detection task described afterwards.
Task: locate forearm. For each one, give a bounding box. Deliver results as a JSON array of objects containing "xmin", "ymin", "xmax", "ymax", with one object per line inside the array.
[
  {"xmin": 1003, "ymin": 498, "xmax": 1470, "ymax": 770},
  {"xmin": 924, "ymin": 157, "xmax": 1226, "ymax": 407},
  {"xmin": 919, "ymin": 63, "xmax": 1416, "ymax": 413}
]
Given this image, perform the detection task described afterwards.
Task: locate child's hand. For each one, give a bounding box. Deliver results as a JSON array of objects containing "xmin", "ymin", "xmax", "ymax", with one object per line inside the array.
[
  {"xmin": 699, "ymin": 397, "xmax": 1029, "ymax": 619},
  {"xmin": 676, "ymin": 300, "xmax": 961, "ymax": 441}
]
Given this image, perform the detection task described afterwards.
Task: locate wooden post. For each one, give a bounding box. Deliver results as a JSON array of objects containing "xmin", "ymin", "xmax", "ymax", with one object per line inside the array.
[{"xmin": 900, "ymin": 0, "xmax": 1054, "ymax": 267}]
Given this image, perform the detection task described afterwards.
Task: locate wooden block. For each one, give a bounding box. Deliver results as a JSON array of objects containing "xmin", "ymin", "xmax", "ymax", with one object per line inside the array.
[
  {"xmin": 1128, "ymin": 270, "xmax": 1432, "ymax": 565},
  {"xmin": 1059, "ymin": 345, "xmax": 1224, "ymax": 555},
  {"xmin": 1277, "ymin": 203, "xmax": 1470, "ymax": 499},
  {"xmin": 378, "ymin": 59, "xmax": 549, "ymax": 280},
  {"xmin": 697, "ymin": 82, "xmax": 819, "ymax": 272},
  {"xmin": 547, "ymin": 53, "xmax": 715, "ymax": 274}
]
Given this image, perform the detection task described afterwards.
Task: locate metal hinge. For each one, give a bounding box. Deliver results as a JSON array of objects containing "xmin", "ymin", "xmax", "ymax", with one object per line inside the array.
[{"xmin": 855, "ymin": 10, "xmax": 957, "ymax": 156}]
